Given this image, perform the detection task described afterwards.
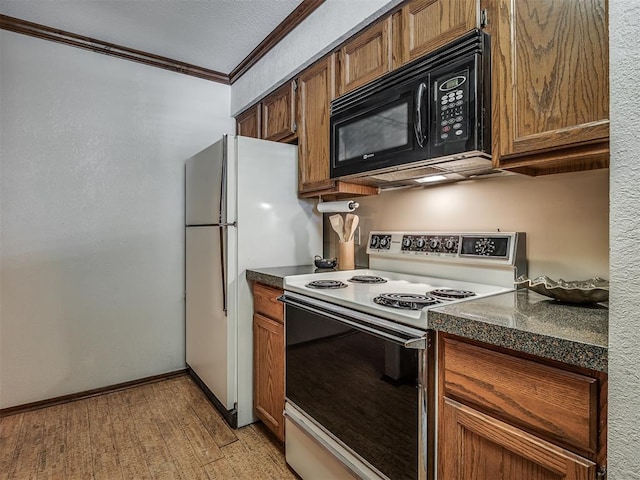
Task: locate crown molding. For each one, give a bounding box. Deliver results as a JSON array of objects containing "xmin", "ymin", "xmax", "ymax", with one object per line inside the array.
[
  {"xmin": 0, "ymin": 1, "xmax": 325, "ymax": 85},
  {"xmin": 229, "ymin": 0, "xmax": 325, "ymax": 84}
]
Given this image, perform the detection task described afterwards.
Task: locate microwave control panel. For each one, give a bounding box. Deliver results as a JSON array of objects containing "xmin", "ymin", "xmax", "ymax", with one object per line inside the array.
[{"xmin": 435, "ymin": 70, "xmax": 470, "ymax": 145}]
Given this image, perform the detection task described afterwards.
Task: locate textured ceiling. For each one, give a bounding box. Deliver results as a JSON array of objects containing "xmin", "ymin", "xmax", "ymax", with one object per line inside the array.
[{"xmin": 0, "ymin": 0, "xmax": 304, "ymax": 74}]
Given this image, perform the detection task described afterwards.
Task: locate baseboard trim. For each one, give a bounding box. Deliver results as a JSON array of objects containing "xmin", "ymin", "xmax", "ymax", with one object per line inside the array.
[
  {"xmin": 0, "ymin": 369, "xmax": 188, "ymax": 418},
  {"xmin": 187, "ymin": 366, "xmax": 238, "ymax": 428}
]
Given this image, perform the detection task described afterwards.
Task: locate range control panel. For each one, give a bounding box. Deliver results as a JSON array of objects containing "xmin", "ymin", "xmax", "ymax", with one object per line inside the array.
[
  {"xmin": 401, "ymin": 235, "xmax": 460, "ymax": 254},
  {"xmin": 368, "ymin": 231, "xmax": 521, "ymax": 263}
]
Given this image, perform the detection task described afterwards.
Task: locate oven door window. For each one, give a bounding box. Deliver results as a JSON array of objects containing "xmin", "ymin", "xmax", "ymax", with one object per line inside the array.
[
  {"xmin": 330, "ymin": 91, "xmax": 417, "ymax": 178},
  {"xmin": 286, "ymin": 304, "xmax": 419, "ymax": 480}
]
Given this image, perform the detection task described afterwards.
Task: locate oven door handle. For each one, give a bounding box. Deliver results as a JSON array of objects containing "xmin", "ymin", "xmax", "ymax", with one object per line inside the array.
[
  {"xmin": 279, "ymin": 292, "xmax": 427, "ymax": 349},
  {"xmin": 404, "ymin": 337, "xmax": 427, "ymax": 349}
]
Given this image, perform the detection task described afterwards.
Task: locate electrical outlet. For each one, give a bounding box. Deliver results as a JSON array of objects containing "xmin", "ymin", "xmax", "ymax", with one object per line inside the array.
[{"xmin": 354, "ymin": 226, "xmax": 361, "ymax": 245}]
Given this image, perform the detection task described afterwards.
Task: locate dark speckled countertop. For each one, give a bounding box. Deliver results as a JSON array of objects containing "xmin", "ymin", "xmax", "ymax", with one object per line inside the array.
[
  {"xmin": 246, "ymin": 265, "xmax": 321, "ymax": 289},
  {"xmin": 429, "ymin": 289, "xmax": 608, "ymax": 372},
  {"xmin": 246, "ymin": 267, "xmax": 609, "ymax": 372}
]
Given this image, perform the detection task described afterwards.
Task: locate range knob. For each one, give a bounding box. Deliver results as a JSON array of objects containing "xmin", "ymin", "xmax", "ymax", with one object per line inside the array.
[
  {"xmin": 402, "ymin": 236, "xmax": 412, "ymax": 249},
  {"xmin": 416, "ymin": 238, "xmax": 426, "ymax": 249},
  {"xmin": 369, "ymin": 235, "xmax": 380, "ymax": 249},
  {"xmin": 429, "ymin": 238, "xmax": 441, "ymax": 250},
  {"xmin": 380, "ymin": 237, "xmax": 389, "ymax": 248},
  {"xmin": 444, "ymin": 238, "xmax": 457, "ymax": 251}
]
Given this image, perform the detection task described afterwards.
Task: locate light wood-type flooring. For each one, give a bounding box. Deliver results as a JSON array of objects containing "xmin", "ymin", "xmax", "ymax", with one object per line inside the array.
[{"xmin": 0, "ymin": 374, "xmax": 298, "ymax": 480}]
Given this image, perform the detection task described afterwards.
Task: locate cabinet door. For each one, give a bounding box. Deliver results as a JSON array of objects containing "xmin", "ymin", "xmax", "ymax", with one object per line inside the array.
[
  {"xmin": 297, "ymin": 56, "xmax": 336, "ymax": 193},
  {"xmin": 337, "ymin": 17, "xmax": 392, "ymax": 96},
  {"xmin": 439, "ymin": 398, "xmax": 596, "ymax": 480},
  {"xmin": 401, "ymin": 0, "xmax": 479, "ymax": 65},
  {"xmin": 491, "ymin": 0, "xmax": 609, "ymax": 174},
  {"xmin": 236, "ymin": 104, "xmax": 261, "ymax": 139},
  {"xmin": 253, "ymin": 313, "xmax": 285, "ymax": 441},
  {"xmin": 262, "ymin": 81, "xmax": 297, "ymax": 142}
]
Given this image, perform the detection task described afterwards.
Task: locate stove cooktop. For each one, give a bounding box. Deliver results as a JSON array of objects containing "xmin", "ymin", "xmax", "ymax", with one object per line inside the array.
[{"xmin": 284, "ymin": 269, "xmax": 512, "ymax": 329}]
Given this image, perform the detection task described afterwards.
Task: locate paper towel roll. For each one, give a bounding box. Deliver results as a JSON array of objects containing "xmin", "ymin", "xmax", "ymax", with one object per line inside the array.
[{"xmin": 317, "ymin": 201, "xmax": 359, "ymax": 213}]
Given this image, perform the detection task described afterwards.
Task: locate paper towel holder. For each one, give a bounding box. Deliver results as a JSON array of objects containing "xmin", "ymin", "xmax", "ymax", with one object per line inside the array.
[{"xmin": 316, "ymin": 200, "xmax": 359, "ymax": 213}]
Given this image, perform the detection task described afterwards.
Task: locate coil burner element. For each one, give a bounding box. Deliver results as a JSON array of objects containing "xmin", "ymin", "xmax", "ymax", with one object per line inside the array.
[
  {"xmin": 373, "ymin": 293, "xmax": 441, "ymax": 310},
  {"xmin": 348, "ymin": 275, "xmax": 387, "ymax": 284},
  {"xmin": 306, "ymin": 280, "xmax": 349, "ymax": 289},
  {"xmin": 429, "ymin": 289, "xmax": 476, "ymax": 300}
]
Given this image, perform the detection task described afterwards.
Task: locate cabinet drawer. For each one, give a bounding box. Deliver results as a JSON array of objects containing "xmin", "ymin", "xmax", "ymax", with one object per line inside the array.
[
  {"xmin": 253, "ymin": 283, "xmax": 284, "ymax": 323},
  {"xmin": 441, "ymin": 336, "xmax": 598, "ymax": 454}
]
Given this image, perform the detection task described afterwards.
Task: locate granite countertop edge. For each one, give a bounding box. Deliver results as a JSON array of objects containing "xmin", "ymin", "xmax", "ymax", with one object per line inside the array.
[
  {"xmin": 427, "ymin": 310, "xmax": 608, "ymax": 372},
  {"xmin": 246, "ymin": 265, "xmax": 317, "ymax": 289}
]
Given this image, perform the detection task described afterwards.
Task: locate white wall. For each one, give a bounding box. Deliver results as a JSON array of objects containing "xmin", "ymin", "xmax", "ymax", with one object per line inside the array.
[
  {"xmin": 349, "ymin": 169, "xmax": 609, "ymax": 280},
  {"xmin": 609, "ymin": 2, "xmax": 640, "ymax": 477},
  {"xmin": 0, "ymin": 31, "xmax": 234, "ymax": 408},
  {"xmin": 230, "ymin": 0, "xmax": 402, "ymax": 115}
]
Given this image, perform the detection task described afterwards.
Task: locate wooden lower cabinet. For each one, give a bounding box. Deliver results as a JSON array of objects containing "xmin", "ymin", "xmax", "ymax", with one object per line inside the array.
[
  {"xmin": 438, "ymin": 334, "xmax": 607, "ymax": 480},
  {"xmin": 252, "ymin": 283, "xmax": 285, "ymax": 441},
  {"xmin": 440, "ymin": 398, "xmax": 596, "ymax": 480}
]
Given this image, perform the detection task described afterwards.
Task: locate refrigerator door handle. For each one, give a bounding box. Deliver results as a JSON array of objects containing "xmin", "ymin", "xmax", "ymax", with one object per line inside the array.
[
  {"xmin": 219, "ymin": 225, "xmax": 227, "ymax": 315},
  {"xmin": 219, "ymin": 136, "xmax": 228, "ymax": 224}
]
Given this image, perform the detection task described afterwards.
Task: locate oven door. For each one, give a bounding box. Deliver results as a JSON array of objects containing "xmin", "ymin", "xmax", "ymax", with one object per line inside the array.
[{"xmin": 280, "ymin": 292, "xmax": 433, "ymax": 480}]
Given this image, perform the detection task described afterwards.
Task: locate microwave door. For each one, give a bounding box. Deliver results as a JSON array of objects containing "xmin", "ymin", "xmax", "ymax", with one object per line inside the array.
[{"xmin": 330, "ymin": 90, "xmax": 423, "ymax": 178}]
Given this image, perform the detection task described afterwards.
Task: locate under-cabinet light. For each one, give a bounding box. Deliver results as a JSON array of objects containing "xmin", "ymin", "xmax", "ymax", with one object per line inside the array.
[{"xmin": 415, "ymin": 175, "xmax": 448, "ymax": 183}]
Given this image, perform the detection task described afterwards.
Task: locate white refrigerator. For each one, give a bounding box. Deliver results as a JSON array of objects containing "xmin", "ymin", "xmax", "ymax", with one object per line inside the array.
[{"xmin": 185, "ymin": 135, "xmax": 321, "ymax": 428}]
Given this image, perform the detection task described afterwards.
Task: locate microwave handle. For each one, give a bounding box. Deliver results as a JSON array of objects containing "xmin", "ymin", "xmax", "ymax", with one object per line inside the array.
[{"xmin": 414, "ymin": 82, "xmax": 427, "ymax": 147}]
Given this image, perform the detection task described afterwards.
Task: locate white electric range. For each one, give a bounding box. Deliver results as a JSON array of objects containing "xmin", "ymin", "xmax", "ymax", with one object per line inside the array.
[{"xmin": 281, "ymin": 231, "xmax": 527, "ymax": 480}]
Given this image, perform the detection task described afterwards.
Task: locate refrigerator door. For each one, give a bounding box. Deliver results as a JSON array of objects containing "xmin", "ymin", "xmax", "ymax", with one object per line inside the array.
[
  {"xmin": 185, "ymin": 225, "xmax": 235, "ymax": 410},
  {"xmin": 185, "ymin": 137, "xmax": 226, "ymax": 226}
]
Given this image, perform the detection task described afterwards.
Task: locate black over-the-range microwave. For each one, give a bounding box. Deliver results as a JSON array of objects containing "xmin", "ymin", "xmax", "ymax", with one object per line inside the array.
[{"xmin": 330, "ymin": 29, "xmax": 494, "ymax": 186}]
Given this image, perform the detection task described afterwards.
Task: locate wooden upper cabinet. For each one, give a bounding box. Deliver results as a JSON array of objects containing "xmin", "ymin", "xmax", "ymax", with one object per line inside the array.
[
  {"xmin": 490, "ymin": 0, "xmax": 609, "ymax": 175},
  {"xmin": 297, "ymin": 56, "xmax": 336, "ymax": 193},
  {"xmin": 262, "ymin": 81, "xmax": 297, "ymax": 142},
  {"xmin": 297, "ymin": 56, "xmax": 379, "ymax": 198},
  {"xmin": 337, "ymin": 17, "xmax": 392, "ymax": 96},
  {"xmin": 236, "ymin": 104, "xmax": 261, "ymax": 139},
  {"xmin": 400, "ymin": 0, "xmax": 479, "ymax": 65}
]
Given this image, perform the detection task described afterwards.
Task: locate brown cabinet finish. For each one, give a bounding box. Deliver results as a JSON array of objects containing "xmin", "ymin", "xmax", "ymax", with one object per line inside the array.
[
  {"xmin": 297, "ymin": 56, "xmax": 335, "ymax": 193},
  {"xmin": 262, "ymin": 81, "xmax": 297, "ymax": 142},
  {"xmin": 236, "ymin": 104, "xmax": 261, "ymax": 139},
  {"xmin": 253, "ymin": 283, "xmax": 285, "ymax": 323},
  {"xmin": 252, "ymin": 283, "xmax": 285, "ymax": 441},
  {"xmin": 440, "ymin": 398, "xmax": 596, "ymax": 480},
  {"xmin": 438, "ymin": 334, "xmax": 607, "ymax": 480},
  {"xmin": 441, "ymin": 336, "xmax": 598, "ymax": 455},
  {"xmin": 490, "ymin": 0, "xmax": 609, "ymax": 174},
  {"xmin": 297, "ymin": 56, "xmax": 379, "ymax": 197},
  {"xmin": 337, "ymin": 17, "xmax": 392, "ymax": 96},
  {"xmin": 400, "ymin": 0, "xmax": 479, "ymax": 65}
]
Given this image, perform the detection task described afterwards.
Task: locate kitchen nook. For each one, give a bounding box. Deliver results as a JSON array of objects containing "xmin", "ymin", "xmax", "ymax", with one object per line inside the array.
[{"xmin": 1, "ymin": 0, "xmax": 636, "ymax": 479}]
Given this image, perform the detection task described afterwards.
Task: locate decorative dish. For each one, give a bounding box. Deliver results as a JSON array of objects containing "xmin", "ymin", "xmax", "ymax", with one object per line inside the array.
[
  {"xmin": 314, "ymin": 255, "xmax": 338, "ymax": 269},
  {"xmin": 515, "ymin": 275, "xmax": 609, "ymax": 304}
]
